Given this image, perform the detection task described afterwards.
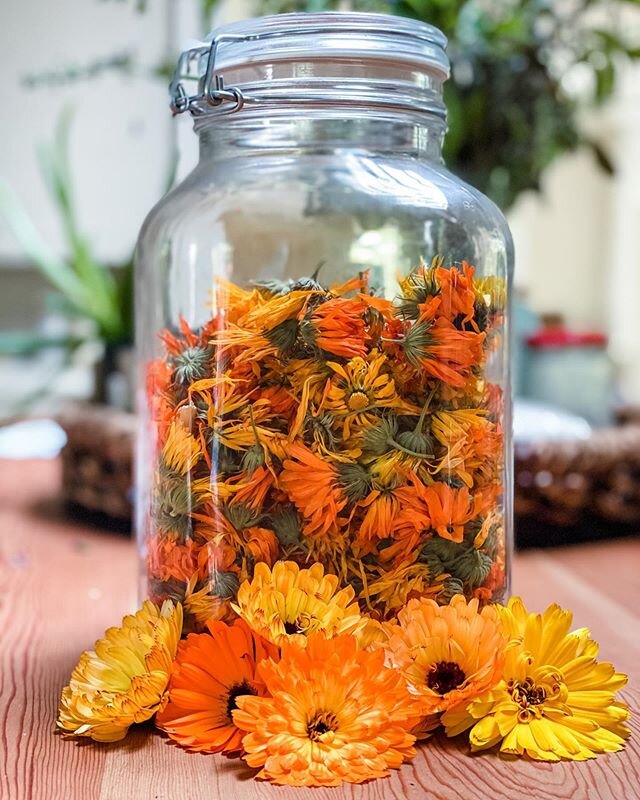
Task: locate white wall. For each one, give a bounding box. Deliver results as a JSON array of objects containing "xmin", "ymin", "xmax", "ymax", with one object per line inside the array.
[
  {"xmin": 1, "ymin": 1, "xmax": 639, "ymax": 401},
  {"xmin": 508, "ymin": 62, "xmax": 640, "ymax": 400},
  {"xmin": 508, "ymin": 151, "xmax": 613, "ymax": 330},
  {"xmin": 0, "ymin": 0, "xmax": 174, "ymax": 265}
]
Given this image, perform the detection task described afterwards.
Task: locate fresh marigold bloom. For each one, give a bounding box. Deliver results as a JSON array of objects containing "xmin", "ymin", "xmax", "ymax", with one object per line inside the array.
[
  {"xmin": 384, "ymin": 596, "xmax": 505, "ymax": 727},
  {"xmin": 233, "ymin": 633, "xmax": 418, "ymax": 786},
  {"xmin": 280, "ymin": 443, "xmax": 347, "ymax": 538},
  {"xmin": 57, "ymin": 601, "xmax": 182, "ymax": 742},
  {"xmin": 442, "ymin": 597, "xmax": 631, "ymax": 761},
  {"xmin": 304, "ymin": 296, "xmax": 368, "ymax": 358},
  {"xmin": 156, "ymin": 618, "xmax": 277, "ymax": 754},
  {"xmin": 233, "ymin": 560, "xmax": 364, "ymax": 647}
]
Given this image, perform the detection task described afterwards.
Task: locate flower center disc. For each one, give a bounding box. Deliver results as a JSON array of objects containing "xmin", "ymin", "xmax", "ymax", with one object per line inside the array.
[
  {"xmin": 226, "ymin": 680, "xmax": 256, "ymax": 718},
  {"xmin": 510, "ymin": 677, "xmax": 547, "ymax": 707},
  {"xmin": 427, "ymin": 661, "xmax": 467, "ymax": 695},
  {"xmin": 307, "ymin": 710, "xmax": 339, "ymax": 741},
  {"xmin": 347, "ymin": 390, "xmax": 370, "ymax": 411}
]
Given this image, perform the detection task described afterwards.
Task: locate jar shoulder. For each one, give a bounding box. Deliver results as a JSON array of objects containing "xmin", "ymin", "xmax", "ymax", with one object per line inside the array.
[{"xmin": 137, "ymin": 154, "xmax": 513, "ymax": 273}]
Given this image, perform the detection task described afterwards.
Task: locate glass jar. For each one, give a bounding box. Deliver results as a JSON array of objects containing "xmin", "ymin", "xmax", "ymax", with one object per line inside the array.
[{"xmin": 136, "ymin": 12, "xmax": 513, "ymax": 633}]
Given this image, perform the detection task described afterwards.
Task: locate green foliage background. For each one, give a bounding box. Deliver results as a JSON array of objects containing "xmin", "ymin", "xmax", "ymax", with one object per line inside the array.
[
  {"xmin": 211, "ymin": 0, "xmax": 639, "ymax": 210},
  {"xmin": 2, "ymin": 0, "xmax": 638, "ymax": 354}
]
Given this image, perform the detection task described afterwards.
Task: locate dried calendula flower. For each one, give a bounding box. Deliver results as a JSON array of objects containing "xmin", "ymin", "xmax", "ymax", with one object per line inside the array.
[{"xmin": 145, "ymin": 261, "xmax": 507, "ymax": 624}]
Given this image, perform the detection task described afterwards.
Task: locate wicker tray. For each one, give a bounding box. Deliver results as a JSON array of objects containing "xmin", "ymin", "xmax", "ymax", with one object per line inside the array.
[
  {"xmin": 515, "ymin": 424, "xmax": 640, "ymax": 527},
  {"xmin": 57, "ymin": 403, "xmax": 640, "ymax": 537},
  {"xmin": 58, "ymin": 404, "xmax": 135, "ymax": 522}
]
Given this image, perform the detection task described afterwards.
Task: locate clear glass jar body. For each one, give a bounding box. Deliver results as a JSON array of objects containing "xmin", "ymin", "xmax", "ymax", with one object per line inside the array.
[{"xmin": 136, "ymin": 15, "xmax": 513, "ymax": 632}]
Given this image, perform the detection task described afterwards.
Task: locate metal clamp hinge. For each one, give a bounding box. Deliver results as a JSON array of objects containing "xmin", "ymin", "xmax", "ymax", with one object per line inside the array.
[{"xmin": 169, "ymin": 33, "xmax": 247, "ymax": 116}]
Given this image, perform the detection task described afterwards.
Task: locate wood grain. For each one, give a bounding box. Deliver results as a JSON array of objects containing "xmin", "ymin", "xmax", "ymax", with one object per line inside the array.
[{"xmin": 1, "ymin": 458, "xmax": 638, "ymax": 800}]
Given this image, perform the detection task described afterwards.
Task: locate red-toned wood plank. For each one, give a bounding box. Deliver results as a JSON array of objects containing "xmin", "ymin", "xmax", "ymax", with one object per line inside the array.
[{"xmin": 0, "ymin": 459, "xmax": 638, "ymax": 800}]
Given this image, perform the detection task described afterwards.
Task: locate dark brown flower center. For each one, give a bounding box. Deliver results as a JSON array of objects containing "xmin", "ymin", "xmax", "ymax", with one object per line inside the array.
[
  {"xmin": 307, "ymin": 710, "xmax": 339, "ymax": 741},
  {"xmin": 283, "ymin": 613, "xmax": 316, "ymax": 636},
  {"xmin": 226, "ymin": 680, "xmax": 256, "ymax": 718},
  {"xmin": 509, "ymin": 677, "xmax": 547, "ymax": 707},
  {"xmin": 427, "ymin": 661, "xmax": 466, "ymax": 695},
  {"xmin": 284, "ymin": 619, "xmax": 305, "ymax": 635}
]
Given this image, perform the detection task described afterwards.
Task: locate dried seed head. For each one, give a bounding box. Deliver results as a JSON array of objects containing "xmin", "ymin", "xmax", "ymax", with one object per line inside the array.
[
  {"xmin": 172, "ymin": 346, "xmax": 212, "ymax": 384},
  {"xmin": 362, "ymin": 416, "xmax": 397, "ymax": 456},
  {"xmin": 337, "ymin": 463, "xmax": 371, "ymax": 502}
]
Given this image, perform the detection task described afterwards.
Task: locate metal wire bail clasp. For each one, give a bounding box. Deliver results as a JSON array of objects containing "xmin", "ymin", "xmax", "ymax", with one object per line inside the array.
[{"xmin": 169, "ymin": 33, "xmax": 246, "ymax": 116}]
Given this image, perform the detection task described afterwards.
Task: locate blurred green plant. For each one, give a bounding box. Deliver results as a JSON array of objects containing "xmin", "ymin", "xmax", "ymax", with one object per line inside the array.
[
  {"xmin": 211, "ymin": 0, "xmax": 639, "ymax": 209},
  {"xmin": 0, "ymin": 109, "xmax": 134, "ymax": 351}
]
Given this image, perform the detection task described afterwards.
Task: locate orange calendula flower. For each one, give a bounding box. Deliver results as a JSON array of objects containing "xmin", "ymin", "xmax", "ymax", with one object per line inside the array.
[
  {"xmin": 364, "ymin": 559, "xmax": 443, "ymax": 616},
  {"xmin": 280, "ymin": 443, "xmax": 347, "ymax": 538},
  {"xmin": 304, "ymin": 296, "xmax": 368, "ymax": 358},
  {"xmin": 443, "ymin": 598, "xmax": 631, "ymax": 761},
  {"xmin": 233, "ymin": 633, "xmax": 418, "ymax": 786},
  {"xmin": 156, "ymin": 618, "xmax": 278, "ymax": 754},
  {"xmin": 384, "ymin": 596, "xmax": 506, "ymax": 726},
  {"xmin": 395, "ymin": 476, "xmax": 475, "ymax": 545},
  {"xmin": 183, "ymin": 573, "xmax": 234, "ymax": 630},
  {"xmin": 57, "ymin": 601, "xmax": 182, "ymax": 742},
  {"xmin": 424, "ymin": 481, "xmax": 476, "ymax": 543},
  {"xmin": 148, "ymin": 538, "xmax": 202, "ymax": 585},
  {"xmin": 241, "ymin": 288, "xmax": 312, "ymax": 330},
  {"xmin": 400, "ymin": 296, "xmax": 485, "ymax": 387},
  {"xmin": 147, "ymin": 262, "xmax": 508, "ymax": 622},
  {"xmin": 233, "ymin": 560, "xmax": 365, "ymax": 647},
  {"xmin": 356, "ymin": 487, "xmax": 402, "ymax": 551},
  {"xmin": 162, "ymin": 418, "xmax": 202, "ymax": 475},
  {"xmin": 435, "ymin": 261, "xmax": 477, "ymax": 324},
  {"xmin": 243, "ymin": 526, "xmax": 280, "ymax": 565}
]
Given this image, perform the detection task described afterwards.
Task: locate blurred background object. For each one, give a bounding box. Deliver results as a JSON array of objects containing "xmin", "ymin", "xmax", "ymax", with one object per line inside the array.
[{"xmin": 0, "ymin": 0, "xmax": 639, "ymax": 542}]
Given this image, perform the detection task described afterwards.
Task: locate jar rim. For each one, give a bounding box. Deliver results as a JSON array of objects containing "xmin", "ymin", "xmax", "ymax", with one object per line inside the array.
[
  {"xmin": 170, "ymin": 12, "xmax": 449, "ymax": 118},
  {"xmin": 203, "ymin": 12, "xmax": 447, "ymax": 73}
]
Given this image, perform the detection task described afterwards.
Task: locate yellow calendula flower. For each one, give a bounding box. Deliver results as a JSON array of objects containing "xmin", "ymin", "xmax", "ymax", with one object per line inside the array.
[
  {"xmin": 57, "ymin": 600, "xmax": 183, "ymax": 742},
  {"xmin": 232, "ymin": 560, "xmax": 365, "ymax": 647},
  {"xmin": 162, "ymin": 419, "xmax": 202, "ymax": 475},
  {"xmin": 325, "ymin": 351, "xmax": 420, "ymax": 438},
  {"xmin": 363, "ymin": 559, "xmax": 444, "ymax": 616},
  {"xmin": 183, "ymin": 573, "xmax": 233, "ymax": 631},
  {"xmin": 442, "ymin": 597, "xmax": 630, "ymax": 761}
]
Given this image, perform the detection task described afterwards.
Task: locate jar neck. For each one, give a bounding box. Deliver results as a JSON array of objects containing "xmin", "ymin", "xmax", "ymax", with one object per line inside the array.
[{"xmin": 196, "ymin": 110, "xmax": 446, "ymax": 164}]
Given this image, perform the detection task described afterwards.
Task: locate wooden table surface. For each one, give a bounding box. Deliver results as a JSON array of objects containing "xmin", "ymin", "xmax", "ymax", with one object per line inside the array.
[{"xmin": 1, "ymin": 458, "xmax": 638, "ymax": 800}]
